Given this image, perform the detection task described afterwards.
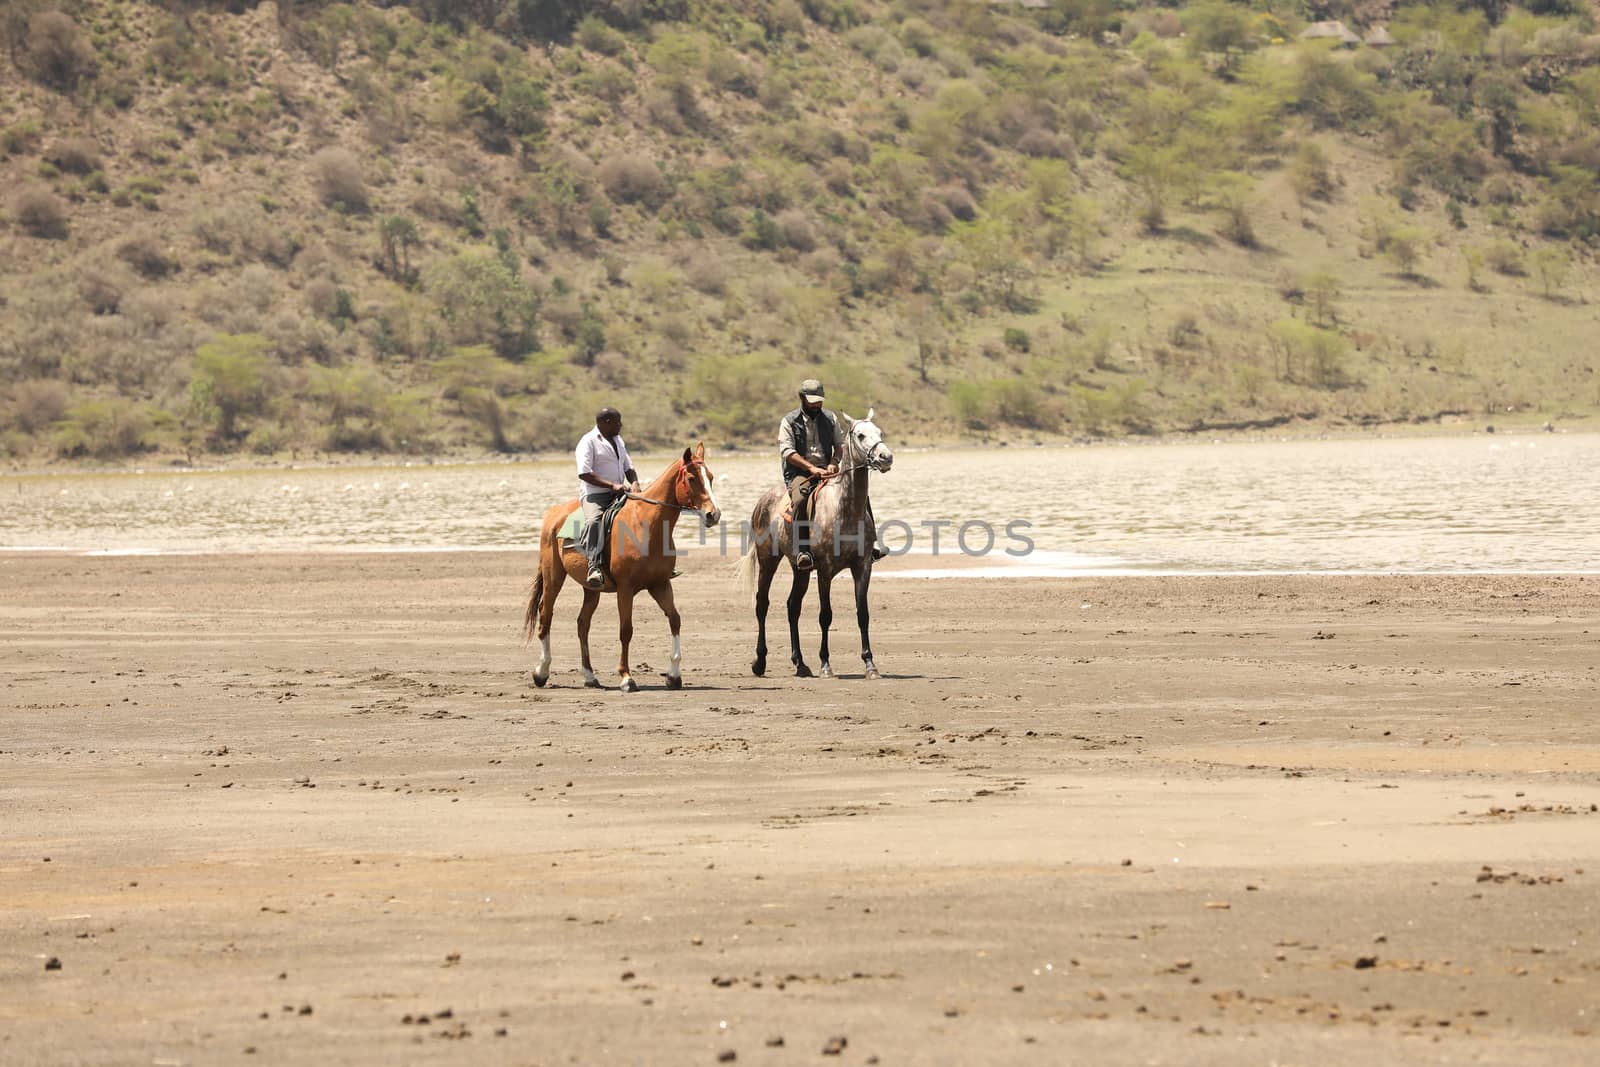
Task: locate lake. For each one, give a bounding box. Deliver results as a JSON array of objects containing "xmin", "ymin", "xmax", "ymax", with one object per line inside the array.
[{"xmin": 2, "ymin": 433, "xmax": 1596, "ymax": 575}]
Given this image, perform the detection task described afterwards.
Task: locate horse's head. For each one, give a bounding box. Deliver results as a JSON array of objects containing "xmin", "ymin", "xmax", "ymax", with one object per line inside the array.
[
  {"xmin": 679, "ymin": 442, "xmax": 721, "ymax": 526},
  {"xmin": 841, "ymin": 408, "xmax": 894, "ymax": 473}
]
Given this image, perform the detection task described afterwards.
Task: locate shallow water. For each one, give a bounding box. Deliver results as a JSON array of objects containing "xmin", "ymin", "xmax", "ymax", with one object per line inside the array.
[{"xmin": 2, "ymin": 434, "xmax": 1596, "ymax": 575}]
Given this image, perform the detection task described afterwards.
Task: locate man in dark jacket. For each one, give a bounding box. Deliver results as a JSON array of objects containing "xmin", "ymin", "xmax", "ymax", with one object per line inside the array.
[{"xmin": 777, "ymin": 378, "xmax": 842, "ymax": 571}]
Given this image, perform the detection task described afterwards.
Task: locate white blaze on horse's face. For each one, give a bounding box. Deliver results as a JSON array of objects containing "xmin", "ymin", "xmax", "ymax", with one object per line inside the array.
[
  {"xmin": 692, "ymin": 464, "xmax": 721, "ymax": 526},
  {"xmin": 854, "ymin": 409, "xmax": 893, "ymax": 473},
  {"xmin": 682, "ymin": 445, "xmax": 722, "ymax": 527}
]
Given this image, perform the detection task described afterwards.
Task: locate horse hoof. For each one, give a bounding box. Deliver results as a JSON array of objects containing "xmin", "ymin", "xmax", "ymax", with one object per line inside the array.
[
  {"xmin": 620, "ymin": 677, "xmax": 639, "ymax": 693},
  {"xmin": 864, "ymin": 666, "xmax": 880, "ymax": 680},
  {"xmin": 583, "ymin": 677, "xmax": 602, "ymax": 689},
  {"xmin": 751, "ymin": 659, "xmax": 766, "ymax": 677},
  {"xmin": 794, "ymin": 663, "xmax": 813, "ymax": 678},
  {"xmin": 532, "ymin": 674, "xmax": 548, "ymax": 688},
  {"xmin": 819, "ymin": 664, "xmax": 834, "ymax": 679},
  {"xmin": 665, "ymin": 675, "xmax": 683, "ymax": 690}
]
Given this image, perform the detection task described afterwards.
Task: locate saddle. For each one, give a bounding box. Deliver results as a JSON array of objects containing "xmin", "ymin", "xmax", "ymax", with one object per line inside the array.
[
  {"xmin": 560, "ymin": 495, "xmax": 629, "ymax": 575},
  {"xmin": 780, "ymin": 482, "xmax": 822, "ymax": 525}
]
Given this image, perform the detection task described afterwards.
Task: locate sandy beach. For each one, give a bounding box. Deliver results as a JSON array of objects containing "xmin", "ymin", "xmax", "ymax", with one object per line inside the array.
[{"xmin": 2, "ymin": 550, "xmax": 1597, "ymax": 1065}]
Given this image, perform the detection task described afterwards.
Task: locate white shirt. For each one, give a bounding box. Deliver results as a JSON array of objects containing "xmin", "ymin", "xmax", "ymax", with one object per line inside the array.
[{"xmin": 576, "ymin": 427, "xmax": 633, "ymax": 499}]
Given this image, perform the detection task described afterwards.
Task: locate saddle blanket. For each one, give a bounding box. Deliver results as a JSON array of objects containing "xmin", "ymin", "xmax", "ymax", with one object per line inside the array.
[{"xmin": 558, "ymin": 508, "xmax": 584, "ymax": 543}]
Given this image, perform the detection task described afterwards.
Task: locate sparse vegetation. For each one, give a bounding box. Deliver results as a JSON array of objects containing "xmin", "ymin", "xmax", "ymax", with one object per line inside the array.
[
  {"xmin": 13, "ymin": 185, "xmax": 68, "ymax": 238},
  {"xmin": 1, "ymin": 0, "xmax": 1597, "ymax": 464}
]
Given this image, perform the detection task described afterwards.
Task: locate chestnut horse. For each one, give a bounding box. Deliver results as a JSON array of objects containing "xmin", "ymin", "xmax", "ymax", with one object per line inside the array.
[{"xmin": 525, "ymin": 444, "xmax": 721, "ymax": 692}]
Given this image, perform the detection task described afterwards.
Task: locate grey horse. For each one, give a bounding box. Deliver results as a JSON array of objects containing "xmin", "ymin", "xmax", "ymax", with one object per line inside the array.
[{"xmin": 737, "ymin": 410, "xmax": 894, "ymax": 678}]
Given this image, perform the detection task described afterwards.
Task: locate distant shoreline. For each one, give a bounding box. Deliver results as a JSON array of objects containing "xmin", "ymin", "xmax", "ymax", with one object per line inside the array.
[{"xmin": 6, "ymin": 415, "xmax": 1595, "ymax": 480}]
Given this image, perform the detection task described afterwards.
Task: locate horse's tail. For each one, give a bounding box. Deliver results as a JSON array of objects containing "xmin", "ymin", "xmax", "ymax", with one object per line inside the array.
[
  {"xmin": 523, "ymin": 567, "xmax": 544, "ymax": 643},
  {"xmin": 735, "ymin": 541, "xmax": 759, "ymax": 603}
]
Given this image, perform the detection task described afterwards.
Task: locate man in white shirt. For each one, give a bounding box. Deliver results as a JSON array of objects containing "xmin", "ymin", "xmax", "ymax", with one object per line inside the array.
[{"xmin": 575, "ymin": 407, "xmax": 639, "ymax": 588}]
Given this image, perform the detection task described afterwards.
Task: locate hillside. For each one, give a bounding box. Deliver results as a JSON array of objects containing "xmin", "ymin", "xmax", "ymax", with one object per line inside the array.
[{"xmin": 2, "ymin": 0, "xmax": 1598, "ymax": 465}]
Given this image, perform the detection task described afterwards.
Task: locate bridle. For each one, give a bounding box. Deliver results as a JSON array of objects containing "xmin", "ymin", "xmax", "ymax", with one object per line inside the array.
[
  {"xmin": 813, "ymin": 432, "xmax": 889, "ymax": 483},
  {"xmin": 624, "ymin": 459, "xmax": 710, "ymax": 514}
]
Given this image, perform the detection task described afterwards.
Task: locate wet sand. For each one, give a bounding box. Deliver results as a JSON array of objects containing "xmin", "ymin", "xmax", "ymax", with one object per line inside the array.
[{"xmin": 2, "ymin": 551, "xmax": 1597, "ymax": 1065}]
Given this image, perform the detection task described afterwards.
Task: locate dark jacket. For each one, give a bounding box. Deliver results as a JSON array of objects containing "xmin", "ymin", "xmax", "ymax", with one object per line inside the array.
[{"xmin": 781, "ymin": 407, "xmax": 837, "ymax": 480}]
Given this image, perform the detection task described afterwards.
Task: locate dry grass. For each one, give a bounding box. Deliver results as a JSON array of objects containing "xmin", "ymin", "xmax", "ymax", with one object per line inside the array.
[{"xmin": 0, "ymin": 0, "xmax": 1595, "ymax": 464}]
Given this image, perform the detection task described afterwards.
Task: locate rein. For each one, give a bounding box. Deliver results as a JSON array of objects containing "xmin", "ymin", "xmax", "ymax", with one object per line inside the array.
[
  {"xmin": 624, "ymin": 461, "xmax": 705, "ymax": 514},
  {"xmin": 813, "ymin": 459, "xmax": 875, "ymax": 483}
]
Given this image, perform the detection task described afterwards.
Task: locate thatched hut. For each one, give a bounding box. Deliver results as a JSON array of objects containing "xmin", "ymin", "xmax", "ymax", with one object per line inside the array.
[
  {"xmin": 1364, "ymin": 26, "xmax": 1395, "ymax": 48},
  {"xmin": 1300, "ymin": 21, "xmax": 1361, "ymax": 46}
]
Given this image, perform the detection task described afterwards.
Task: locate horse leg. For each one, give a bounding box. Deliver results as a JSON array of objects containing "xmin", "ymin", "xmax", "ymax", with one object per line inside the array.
[
  {"xmin": 647, "ymin": 583, "xmax": 683, "ymax": 690},
  {"xmin": 787, "ymin": 566, "xmax": 813, "ymax": 678},
  {"xmin": 816, "ymin": 571, "xmax": 835, "ymax": 678},
  {"xmin": 576, "ymin": 587, "xmax": 602, "ymax": 688},
  {"xmin": 854, "ymin": 560, "xmax": 879, "ymax": 679},
  {"xmin": 534, "ymin": 552, "xmax": 566, "ymax": 687},
  {"xmin": 752, "ymin": 553, "xmax": 780, "ymax": 677},
  {"xmin": 615, "ymin": 586, "xmax": 638, "ymax": 693}
]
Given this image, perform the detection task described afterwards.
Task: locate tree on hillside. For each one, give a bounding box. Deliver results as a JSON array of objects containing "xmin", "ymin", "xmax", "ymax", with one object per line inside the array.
[
  {"xmin": 900, "ymin": 294, "xmax": 949, "ymax": 385},
  {"xmin": 952, "ymin": 215, "xmax": 1036, "ymax": 312},
  {"xmin": 1303, "ymin": 269, "xmax": 1342, "ymax": 327},
  {"xmin": 1384, "ymin": 226, "xmax": 1430, "ymax": 279},
  {"xmin": 423, "ymin": 250, "xmax": 541, "ymax": 360},
  {"xmin": 434, "ymin": 345, "xmax": 524, "ymax": 452},
  {"xmin": 1121, "ymin": 144, "xmax": 1186, "ymax": 234},
  {"xmin": 1208, "ymin": 171, "xmax": 1257, "ymax": 247},
  {"xmin": 1, "ymin": 2, "xmax": 41, "ymax": 66},
  {"xmin": 1183, "ymin": 0, "xmax": 1258, "ymax": 80},
  {"xmin": 188, "ymin": 334, "xmax": 275, "ymax": 444},
  {"xmin": 24, "ymin": 9, "xmax": 97, "ymax": 93},
  {"xmin": 1529, "ymin": 246, "xmax": 1571, "ymax": 300},
  {"xmin": 1288, "ymin": 141, "xmax": 1336, "ymax": 218},
  {"xmin": 686, "ymin": 352, "xmax": 783, "ymax": 441},
  {"xmin": 379, "ymin": 216, "xmax": 421, "ymax": 285}
]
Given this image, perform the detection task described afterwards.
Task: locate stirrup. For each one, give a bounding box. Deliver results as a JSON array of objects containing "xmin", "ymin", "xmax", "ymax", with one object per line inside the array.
[
  {"xmin": 795, "ymin": 552, "xmax": 814, "ymax": 571},
  {"xmin": 586, "ymin": 569, "xmax": 605, "ymax": 589}
]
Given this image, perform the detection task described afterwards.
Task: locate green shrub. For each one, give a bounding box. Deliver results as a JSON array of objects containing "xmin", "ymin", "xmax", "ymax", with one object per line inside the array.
[
  {"xmin": 575, "ymin": 15, "xmax": 626, "ymax": 56},
  {"xmin": 53, "ymin": 398, "xmax": 153, "ymax": 459},
  {"xmin": 572, "ymin": 60, "xmax": 632, "ymax": 104},
  {"xmin": 742, "ymin": 209, "xmax": 781, "ymax": 251},
  {"xmin": 188, "ymin": 334, "xmax": 276, "ymax": 443},
  {"xmin": 1484, "ymin": 240, "xmax": 1525, "ymax": 276},
  {"xmin": 1, "ymin": 120, "xmax": 44, "ymax": 157},
  {"xmin": 1072, "ymin": 379, "xmax": 1149, "ymax": 435},
  {"xmin": 423, "ymin": 249, "xmax": 541, "ymax": 359},
  {"xmin": 1289, "ymin": 141, "xmax": 1336, "ymax": 207},
  {"xmin": 948, "ymin": 378, "xmax": 1054, "ymax": 430},
  {"xmin": 1269, "ymin": 320, "xmax": 1351, "ymax": 389},
  {"xmin": 684, "ymin": 352, "xmax": 783, "ymax": 440},
  {"xmin": 1529, "ymin": 246, "xmax": 1571, "ymax": 299},
  {"xmin": 1296, "ymin": 48, "xmax": 1376, "ymax": 129}
]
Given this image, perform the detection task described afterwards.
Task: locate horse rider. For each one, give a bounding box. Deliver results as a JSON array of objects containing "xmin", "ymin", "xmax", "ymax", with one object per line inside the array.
[
  {"xmin": 576, "ymin": 407, "xmax": 639, "ymax": 588},
  {"xmin": 778, "ymin": 378, "xmax": 842, "ymax": 572}
]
